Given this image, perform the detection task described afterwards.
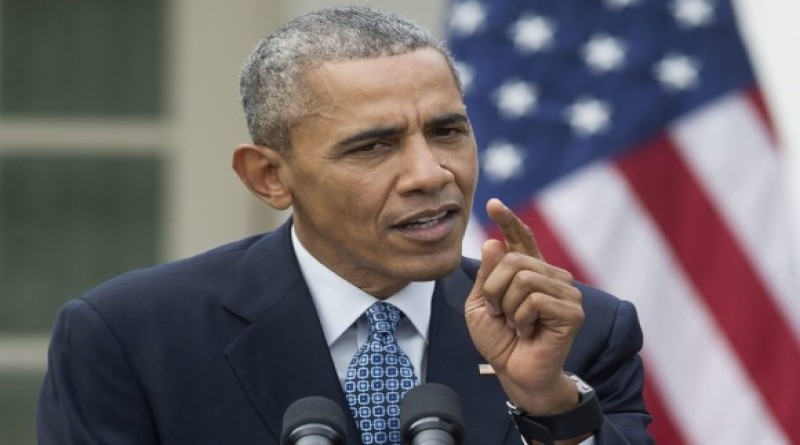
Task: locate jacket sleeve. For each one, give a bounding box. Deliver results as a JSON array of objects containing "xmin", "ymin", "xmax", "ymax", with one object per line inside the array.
[
  {"xmin": 37, "ymin": 299, "xmax": 159, "ymax": 445},
  {"xmin": 574, "ymin": 298, "xmax": 654, "ymax": 445}
]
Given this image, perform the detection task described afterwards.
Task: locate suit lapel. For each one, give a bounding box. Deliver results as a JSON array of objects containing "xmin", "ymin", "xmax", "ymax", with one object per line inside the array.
[
  {"xmin": 426, "ymin": 264, "xmax": 513, "ymax": 445},
  {"xmin": 221, "ymin": 222, "xmax": 359, "ymax": 444}
]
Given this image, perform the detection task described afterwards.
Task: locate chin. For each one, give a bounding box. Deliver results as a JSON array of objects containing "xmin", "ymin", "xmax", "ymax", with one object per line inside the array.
[{"xmin": 402, "ymin": 250, "xmax": 463, "ymax": 281}]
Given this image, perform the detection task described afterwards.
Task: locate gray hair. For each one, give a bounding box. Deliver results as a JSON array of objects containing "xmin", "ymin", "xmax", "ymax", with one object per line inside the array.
[{"xmin": 239, "ymin": 6, "xmax": 461, "ymax": 152}]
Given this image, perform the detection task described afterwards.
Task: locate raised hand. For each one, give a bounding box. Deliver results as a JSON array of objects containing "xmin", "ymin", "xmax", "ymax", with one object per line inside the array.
[{"xmin": 465, "ymin": 198, "xmax": 584, "ymax": 416}]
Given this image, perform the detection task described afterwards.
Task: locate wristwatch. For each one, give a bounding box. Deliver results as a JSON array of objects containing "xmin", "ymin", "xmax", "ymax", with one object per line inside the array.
[{"xmin": 507, "ymin": 374, "xmax": 604, "ymax": 445}]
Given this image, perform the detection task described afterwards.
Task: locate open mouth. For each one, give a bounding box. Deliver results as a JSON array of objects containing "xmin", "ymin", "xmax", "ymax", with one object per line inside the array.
[{"xmin": 403, "ymin": 211, "xmax": 453, "ymax": 229}]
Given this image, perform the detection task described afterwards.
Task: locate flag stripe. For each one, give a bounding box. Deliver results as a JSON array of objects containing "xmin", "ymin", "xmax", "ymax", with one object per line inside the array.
[
  {"xmin": 519, "ymin": 205, "xmax": 689, "ymax": 444},
  {"xmin": 514, "ymin": 205, "xmax": 690, "ymax": 445},
  {"xmin": 615, "ymin": 133, "xmax": 800, "ymax": 442},
  {"xmin": 744, "ymin": 88, "xmax": 777, "ymax": 144},
  {"xmin": 642, "ymin": 374, "xmax": 688, "ymax": 445},
  {"xmin": 670, "ymin": 92, "xmax": 800, "ymax": 340},
  {"xmin": 520, "ymin": 202, "xmax": 687, "ymax": 445},
  {"xmin": 535, "ymin": 161, "xmax": 790, "ymax": 444}
]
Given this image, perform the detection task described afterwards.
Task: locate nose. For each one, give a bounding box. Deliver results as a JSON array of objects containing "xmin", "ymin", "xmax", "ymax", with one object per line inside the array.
[{"xmin": 396, "ymin": 136, "xmax": 455, "ymax": 195}]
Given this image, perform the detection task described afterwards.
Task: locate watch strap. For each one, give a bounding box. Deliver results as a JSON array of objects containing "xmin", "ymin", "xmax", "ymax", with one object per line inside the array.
[{"xmin": 507, "ymin": 376, "xmax": 603, "ymax": 444}]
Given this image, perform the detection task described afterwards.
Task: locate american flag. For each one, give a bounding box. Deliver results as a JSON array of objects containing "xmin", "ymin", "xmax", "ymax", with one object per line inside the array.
[{"xmin": 448, "ymin": 0, "xmax": 800, "ymax": 443}]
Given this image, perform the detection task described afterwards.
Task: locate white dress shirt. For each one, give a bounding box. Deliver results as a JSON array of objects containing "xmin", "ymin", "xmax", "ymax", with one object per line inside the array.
[{"xmin": 291, "ymin": 227, "xmax": 433, "ymax": 384}]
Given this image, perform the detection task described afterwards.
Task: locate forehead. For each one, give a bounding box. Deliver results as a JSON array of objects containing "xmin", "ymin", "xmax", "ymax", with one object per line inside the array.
[
  {"xmin": 309, "ymin": 47, "xmax": 458, "ymax": 92},
  {"xmin": 295, "ymin": 49, "xmax": 464, "ymax": 135},
  {"xmin": 307, "ymin": 48, "xmax": 461, "ymax": 118}
]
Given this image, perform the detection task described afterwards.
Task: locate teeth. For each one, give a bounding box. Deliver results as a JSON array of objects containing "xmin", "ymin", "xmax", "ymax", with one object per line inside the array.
[{"xmin": 407, "ymin": 211, "xmax": 448, "ymax": 229}]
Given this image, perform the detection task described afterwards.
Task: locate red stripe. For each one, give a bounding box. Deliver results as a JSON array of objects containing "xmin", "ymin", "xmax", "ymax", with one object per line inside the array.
[
  {"xmin": 515, "ymin": 204, "xmax": 590, "ymax": 281},
  {"xmin": 504, "ymin": 204, "xmax": 686, "ymax": 444},
  {"xmin": 744, "ymin": 87, "xmax": 777, "ymax": 147},
  {"xmin": 615, "ymin": 133, "xmax": 800, "ymax": 442},
  {"xmin": 643, "ymin": 372, "xmax": 688, "ymax": 445}
]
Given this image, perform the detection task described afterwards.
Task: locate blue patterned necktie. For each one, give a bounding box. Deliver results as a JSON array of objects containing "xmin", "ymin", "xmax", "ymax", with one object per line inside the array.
[{"xmin": 344, "ymin": 302, "xmax": 419, "ymax": 445}]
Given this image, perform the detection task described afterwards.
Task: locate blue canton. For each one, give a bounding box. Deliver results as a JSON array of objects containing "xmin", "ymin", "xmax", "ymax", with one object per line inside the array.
[
  {"xmin": 344, "ymin": 302, "xmax": 419, "ymax": 445},
  {"xmin": 446, "ymin": 0, "xmax": 756, "ymax": 225}
]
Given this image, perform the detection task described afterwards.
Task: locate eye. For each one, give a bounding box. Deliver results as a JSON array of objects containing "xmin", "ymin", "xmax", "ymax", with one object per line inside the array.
[
  {"xmin": 430, "ymin": 126, "xmax": 468, "ymax": 139},
  {"xmin": 355, "ymin": 142, "xmax": 381, "ymax": 152},
  {"xmin": 347, "ymin": 141, "xmax": 391, "ymax": 156}
]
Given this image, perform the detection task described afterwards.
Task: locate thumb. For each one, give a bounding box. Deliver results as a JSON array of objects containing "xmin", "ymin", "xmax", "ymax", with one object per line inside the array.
[{"xmin": 467, "ymin": 238, "xmax": 506, "ymax": 315}]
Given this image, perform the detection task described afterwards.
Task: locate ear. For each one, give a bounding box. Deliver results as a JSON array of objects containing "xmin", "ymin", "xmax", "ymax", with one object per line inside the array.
[{"xmin": 232, "ymin": 143, "xmax": 293, "ymax": 210}]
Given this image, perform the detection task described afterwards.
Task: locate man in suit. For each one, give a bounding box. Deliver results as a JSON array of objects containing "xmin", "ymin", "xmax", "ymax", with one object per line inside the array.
[{"xmin": 37, "ymin": 6, "xmax": 652, "ymax": 445}]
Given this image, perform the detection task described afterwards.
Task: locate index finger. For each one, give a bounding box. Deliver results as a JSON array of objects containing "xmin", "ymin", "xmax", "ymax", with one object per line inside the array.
[{"xmin": 486, "ymin": 198, "xmax": 543, "ymax": 260}]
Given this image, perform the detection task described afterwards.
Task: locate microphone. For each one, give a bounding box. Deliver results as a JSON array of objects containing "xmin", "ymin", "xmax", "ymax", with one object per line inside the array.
[
  {"xmin": 400, "ymin": 383, "xmax": 465, "ymax": 445},
  {"xmin": 281, "ymin": 396, "xmax": 348, "ymax": 445}
]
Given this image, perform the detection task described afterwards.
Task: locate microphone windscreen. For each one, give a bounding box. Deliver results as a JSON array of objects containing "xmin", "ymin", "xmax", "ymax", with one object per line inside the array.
[
  {"xmin": 400, "ymin": 383, "xmax": 465, "ymax": 438},
  {"xmin": 280, "ymin": 396, "xmax": 348, "ymax": 444}
]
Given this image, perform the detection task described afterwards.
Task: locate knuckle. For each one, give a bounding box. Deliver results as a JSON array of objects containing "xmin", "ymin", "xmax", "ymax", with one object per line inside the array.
[
  {"xmin": 520, "ymin": 223, "xmax": 534, "ymax": 239},
  {"xmin": 554, "ymin": 267, "xmax": 574, "ymax": 283},
  {"xmin": 525, "ymin": 291, "xmax": 546, "ymax": 307},
  {"xmin": 505, "ymin": 252, "xmax": 528, "ymax": 268},
  {"xmin": 570, "ymin": 306, "xmax": 586, "ymax": 326},
  {"xmin": 565, "ymin": 285, "xmax": 582, "ymax": 302},
  {"xmin": 512, "ymin": 269, "xmax": 538, "ymax": 288}
]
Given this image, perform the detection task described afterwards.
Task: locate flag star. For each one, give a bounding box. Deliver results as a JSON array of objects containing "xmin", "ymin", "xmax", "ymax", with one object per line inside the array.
[
  {"xmin": 566, "ymin": 98, "xmax": 612, "ymax": 136},
  {"xmin": 583, "ymin": 34, "xmax": 627, "ymax": 73},
  {"xmin": 672, "ymin": 0, "xmax": 715, "ymax": 28},
  {"xmin": 654, "ymin": 53, "xmax": 701, "ymax": 90},
  {"xmin": 510, "ymin": 15, "xmax": 556, "ymax": 53},
  {"xmin": 454, "ymin": 61, "xmax": 475, "ymax": 92},
  {"xmin": 494, "ymin": 80, "xmax": 538, "ymax": 118},
  {"xmin": 449, "ymin": 0, "xmax": 488, "ymax": 36},
  {"xmin": 604, "ymin": 0, "xmax": 640, "ymax": 8},
  {"xmin": 481, "ymin": 141, "xmax": 525, "ymax": 183}
]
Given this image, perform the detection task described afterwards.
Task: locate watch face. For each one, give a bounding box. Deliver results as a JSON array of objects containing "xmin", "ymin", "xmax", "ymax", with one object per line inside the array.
[{"xmin": 567, "ymin": 374, "xmax": 594, "ymax": 395}]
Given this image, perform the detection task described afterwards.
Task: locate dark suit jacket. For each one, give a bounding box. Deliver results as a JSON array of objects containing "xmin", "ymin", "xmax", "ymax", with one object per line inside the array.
[{"xmin": 37, "ymin": 221, "xmax": 652, "ymax": 444}]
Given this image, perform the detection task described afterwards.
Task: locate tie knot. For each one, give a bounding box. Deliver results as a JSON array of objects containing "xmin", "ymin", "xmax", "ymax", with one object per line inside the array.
[{"xmin": 364, "ymin": 302, "xmax": 403, "ymax": 336}]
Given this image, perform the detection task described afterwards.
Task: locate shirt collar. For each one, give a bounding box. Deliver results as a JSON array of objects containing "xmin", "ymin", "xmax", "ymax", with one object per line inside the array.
[{"xmin": 291, "ymin": 226, "xmax": 434, "ymax": 346}]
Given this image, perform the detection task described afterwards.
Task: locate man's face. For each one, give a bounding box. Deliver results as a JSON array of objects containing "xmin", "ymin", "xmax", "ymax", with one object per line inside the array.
[{"xmin": 282, "ymin": 48, "xmax": 478, "ymax": 297}]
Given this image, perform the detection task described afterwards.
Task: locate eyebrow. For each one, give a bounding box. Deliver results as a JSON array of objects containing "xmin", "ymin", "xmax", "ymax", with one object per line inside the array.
[
  {"xmin": 335, "ymin": 112, "xmax": 470, "ymax": 148},
  {"xmin": 336, "ymin": 126, "xmax": 405, "ymax": 148},
  {"xmin": 425, "ymin": 112, "xmax": 469, "ymax": 129}
]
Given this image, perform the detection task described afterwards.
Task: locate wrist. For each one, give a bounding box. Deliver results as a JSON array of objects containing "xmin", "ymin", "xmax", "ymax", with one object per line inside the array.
[
  {"xmin": 503, "ymin": 373, "xmax": 579, "ymax": 416},
  {"xmin": 507, "ymin": 374, "xmax": 603, "ymax": 445}
]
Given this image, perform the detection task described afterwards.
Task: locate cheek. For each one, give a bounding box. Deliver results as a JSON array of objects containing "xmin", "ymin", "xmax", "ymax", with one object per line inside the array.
[
  {"xmin": 448, "ymin": 152, "xmax": 478, "ymax": 189},
  {"xmin": 326, "ymin": 177, "xmax": 390, "ymax": 226},
  {"xmin": 347, "ymin": 167, "xmax": 395, "ymax": 200},
  {"xmin": 351, "ymin": 186, "xmax": 390, "ymax": 220}
]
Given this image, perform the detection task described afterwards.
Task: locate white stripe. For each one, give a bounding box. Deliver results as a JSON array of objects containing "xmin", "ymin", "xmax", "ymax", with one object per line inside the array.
[
  {"xmin": 670, "ymin": 93, "xmax": 800, "ymax": 340},
  {"xmin": 537, "ymin": 162, "xmax": 789, "ymax": 445}
]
